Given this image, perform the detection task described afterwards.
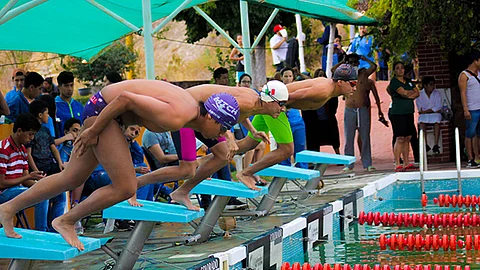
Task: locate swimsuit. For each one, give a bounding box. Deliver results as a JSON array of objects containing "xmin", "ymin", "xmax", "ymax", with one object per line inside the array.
[{"xmin": 82, "ymin": 92, "xmax": 107, "ymax": 122}]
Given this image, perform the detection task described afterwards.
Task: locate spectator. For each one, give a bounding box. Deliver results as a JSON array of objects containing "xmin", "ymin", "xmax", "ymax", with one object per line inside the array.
[
  {"xmin": 348, "ymin": 26, "xmax": 375, "ymax": 75},
  {"xmin": 55, "ymin": 71, "xmax": 83, "ymax": 136},
  {"xmin": 27, "ymin": 100, "xmax": 66, "ymax": 231},
  {"xmin": 5, "ymin": 68, "xmax": 26, "ymax": 104},
  {"xmin": 57, "ymin": 118, "xmax": 81, "ymax": 164},
  {"xmin": 302, "ymin": 69, "xmax": 341, "ymax": 155},
  {"xmin": 42, "ymin": 77, "xmax": 59, "ymax": 97},
  {"xmin": 387, "ymin": 62, "xmax": 420, "ymax": 172},
  {"xmin": 38, "ymin": 94, "xmax": 59, "ymax": 138},
  {"xmin": 7, "ymin": 72, "xmax": 44, "ymax": 123},
  {"xmin": 316, "ymin": 22, "xmax": 339, "ymax": 70},
  {"xmin": 377, "ymin": 44, "xmax": 391, "ymax": 81},
  {"xmin": 228, "ymin": 34, "xmax": 245, "ymax": 86},
  {"xmin": 270, "ymin": 24, "xmax": 288, "ymax": 71},
  {"xmin": 279, "ymin": 67, "xmax": 307, "ymax": 169},
  {"xmin": 459, "ymin": 51, "xmax": 480, "ymax": 168},
  {"xmin": 0, "ymin": 114, "xmax": 48, "ymax": 232},
  {"xmin": 416, "ymin": 76, "xmax": 442, "ymax": 155},
  {"xmin": 333, "ymin": 35, "xmax": 346, "ymax": 66},
  {"xmin": 213, "ymin": 67, "xmax": 229, "ymax": 86},
  {"xmin": 103, "ymin": 72, "xmax": 123, "ymax": 87}
]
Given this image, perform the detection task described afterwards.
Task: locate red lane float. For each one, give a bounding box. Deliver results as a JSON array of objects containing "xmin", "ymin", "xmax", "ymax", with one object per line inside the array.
[
  {"xmin": 357, "ymin": 211, "xmax": 480, "ymax": 228},
  {"xmin": 378, "ymin": 233, "xmax": 480, "ymax": 251},
  {"xmin": 281, "ymin": 264, "xmax": 472, "ymax": 270},
  {"xmin": 433, "ymin": 194, "xmax": 479, "ymax": 208}
]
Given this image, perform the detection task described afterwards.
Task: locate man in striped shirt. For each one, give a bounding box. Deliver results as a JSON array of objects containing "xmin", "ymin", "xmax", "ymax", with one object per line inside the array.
[{"xmin": 0, "ymin": 113, "xmax": 48, "ymax": 231}]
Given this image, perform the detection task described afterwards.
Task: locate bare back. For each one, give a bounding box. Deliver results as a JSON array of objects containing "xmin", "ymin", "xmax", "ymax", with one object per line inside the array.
[
  {"xmin": 187, "ymin": 84, "xmax": 259, "ymax": 121},
  {"xmin": 286, "ymin": 77, "xmax": 335, "ymax": 110},
  {"xmin": 345, "ymin": 69, "xmax": 370, "ymax": 108},
  {"xmin": 100, "ymin": 80, "xmax": 199, "ymax": 132}
]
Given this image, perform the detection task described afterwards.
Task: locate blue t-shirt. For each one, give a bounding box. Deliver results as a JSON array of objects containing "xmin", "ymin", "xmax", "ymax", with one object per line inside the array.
[
  {"xmin": 142, "ymin": 130, "xmax": 176, "ymax": 169},
  {"xmin": 58, "ymin": 140, "xmax": 73, "ymax": 163},
  {"xmin": 5, "ymin": 87, "xmax": 19, "ymax": 105},
  {"xmin": 55, "ymin": 96, "xmax": 83, "ymax": 136},
  {"xmin": 286, "ymin": 109, "xmax": 305, "ymax": 127},
  {"xmin": 7, "ymin": 91, "xmax": 29, "ymax": 123},
  {"xmin": 129, "ymin": 140, "xmax": 147, "ymax": 168},
  {"xmin": 42, "ymin": 116, "xmax": 56, "ymax": 137},
  {"xmin": 349, "ymin": 35, "xmax": 374, "ymax": 69}
]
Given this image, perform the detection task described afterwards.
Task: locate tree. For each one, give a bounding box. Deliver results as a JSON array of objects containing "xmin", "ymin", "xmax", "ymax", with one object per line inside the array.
[
  {"xmin": 61, "ymin": 42, "xmax": 137, "ymax": 86},
  {"xmin": 174, "ymin": 0, "xmax": 296, "ymax": 87}
]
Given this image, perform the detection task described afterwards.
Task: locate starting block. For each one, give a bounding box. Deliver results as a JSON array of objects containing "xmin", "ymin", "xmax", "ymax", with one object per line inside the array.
[
  {"xmin": 255, "ymin": 164, "xmax": 320, "ymax": 213},
  {"xmin": 0, "ymin": 228, "xmax": 111, "ymax": 270},
  {"xmin": 295, "ymin": 150, "xmax": 356, "ymax": 199}
]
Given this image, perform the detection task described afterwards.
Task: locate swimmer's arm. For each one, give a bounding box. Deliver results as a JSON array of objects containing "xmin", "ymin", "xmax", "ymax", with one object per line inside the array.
[
  {"xmin": 241, "ymin": 118, "xmax": 256, "ymax": 134},
  {"xmin": 148, "ymin": 144, "xmax": 178, "ymax": 164},
  {"xmin": 362, "ymin": 56, "xmax": 377, "ymax": 77}
]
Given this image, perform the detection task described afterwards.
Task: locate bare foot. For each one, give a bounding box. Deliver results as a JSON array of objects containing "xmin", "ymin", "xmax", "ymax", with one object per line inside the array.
[
  {"xmin": 170, "ymin": 190, "xmax": 200, "ymax": 211},
  {"xmin": 0, "ymin": 207, "xmax": 22, "ymax": 239},
  {"xmin": 52, "ymin": 217, "xmax": 85, "ymax": 251},
  {"xmin": 237, "ymin": 172, "xmax": 261, "ymax": 191}
]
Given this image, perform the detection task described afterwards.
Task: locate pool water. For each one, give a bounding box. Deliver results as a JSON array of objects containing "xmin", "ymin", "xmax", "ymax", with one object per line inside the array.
[{"xmin": 306, "ymin": 179, "xmax": 480, "ymax": 268}]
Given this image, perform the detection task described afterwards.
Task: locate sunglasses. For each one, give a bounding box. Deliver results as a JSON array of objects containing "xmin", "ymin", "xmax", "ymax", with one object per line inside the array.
[
  {"xmin": 346, "ymin": 80, "xmax": 357, "ymax": 87},
  {"xmin": 267, "ymin": 93, "xmax": 287, "ymax": 107}
]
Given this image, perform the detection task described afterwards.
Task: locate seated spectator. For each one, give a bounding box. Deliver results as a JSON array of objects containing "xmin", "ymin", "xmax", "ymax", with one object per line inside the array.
[
  {"xmin": 0, "ymin": 114, "xmax": 49, "ymax": 232},
  {"xmin": 27, "ymin": 101, "xmax": 66, "ymax": 231},
  {"xmin": 55, "ymin": 71, "xmax": 83, "ymax": 136},
  {"xmin": 5, "ymin": 68, "xmax": 26, "ymax": 104},
  {"xmin": 103, "ymin": 71, "xmax": 123, "ymax": 86},
  {"xmin": 416, "ymin": 76, "xmax": 442, "ymax": 154},
  {"xmin": 42, "ymin": 77, "xmax": 59, "ymax": 97},
  {"xmin": 57, "ymin": 118, "xmax": 81, "ymax": 164},
  {"xmin": 7, "ymin": 72, "xmax": 44, "ymax": 123}
]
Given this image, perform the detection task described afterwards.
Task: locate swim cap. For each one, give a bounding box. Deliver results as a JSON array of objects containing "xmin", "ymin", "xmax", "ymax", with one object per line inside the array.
[
  {"xmin": 333, "ymin": 64, "xmax": 357, "ymax": 81},
  {"xmin": 204, "ymin": 93, "xmax": 240, "ymax": 129},
  {"xmin": 260, "ymin": 80, "xmax": 289, "ymax": 102}
]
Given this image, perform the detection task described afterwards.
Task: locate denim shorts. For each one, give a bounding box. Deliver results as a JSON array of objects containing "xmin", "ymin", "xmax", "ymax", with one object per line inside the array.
[{"xmin": 465, "ymin": 109, "xmax": 480, "ymax": 138}]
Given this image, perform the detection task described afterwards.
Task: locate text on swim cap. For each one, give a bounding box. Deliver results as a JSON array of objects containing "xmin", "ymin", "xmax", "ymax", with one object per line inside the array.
[{"xmin": 212, "ymin": 96, "xmax": 239, "ymax": 120}]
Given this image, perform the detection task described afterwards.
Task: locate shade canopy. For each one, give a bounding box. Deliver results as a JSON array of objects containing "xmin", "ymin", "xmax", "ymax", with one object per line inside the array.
[
  {"xmin": 245, "ymin": 0, "xmax": 376, "ymax": 25},
  {"xmin": 0, "ymin": 0, "xmax": 209, "ymax": 60}
]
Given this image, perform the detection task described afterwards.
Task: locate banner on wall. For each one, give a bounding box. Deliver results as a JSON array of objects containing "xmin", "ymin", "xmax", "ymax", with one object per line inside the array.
[
  {"xmin": 243, "ymin": 227, "xmax": 283, "ymax": 270},
  {"xmin": 302, "ymin": 203, "xmax": 333, "ymax": 251},
  {"xmin": 341, "ymin": 189, "xmax": 364, "ymax": 232}
]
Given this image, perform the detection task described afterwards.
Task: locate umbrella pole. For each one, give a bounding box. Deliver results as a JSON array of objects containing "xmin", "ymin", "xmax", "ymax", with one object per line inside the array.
[
  {"xmin": 325, "ymin": 22, "xmax": 336, "ymax": 79},
  {"xmin": 142, "ymin": 0, "xmax": 155, "ymax": 80},
  {"xmin": 239, "ymin": 0, "xmax": 252, "ymax": 76}
]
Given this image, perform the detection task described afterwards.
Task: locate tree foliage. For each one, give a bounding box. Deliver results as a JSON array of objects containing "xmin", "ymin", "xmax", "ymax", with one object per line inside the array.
[
  {"xmin": 360, "ymin": 0, "xmax": 479, "ymax": 56},
  {"xmin": 61, "ymin": 42, "xmax": 137, "ymax": 86},
  {"xmin": 174, "ymin": 1, "xmax": 296, "ymax": 44}
]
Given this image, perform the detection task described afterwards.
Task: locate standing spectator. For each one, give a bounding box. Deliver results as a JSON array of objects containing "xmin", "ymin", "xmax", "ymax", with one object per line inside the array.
[
  {"xmin": 316, "ymin": 21, "xmax": 338, "ymax": 70},
  {"xmin": 377, "ymin": 45, "xmax": 391, "ymax": 81},
  {"xmin": 55, "ymin": 71, "xmax": 83, "ymax": 136},
  {"xmin": 302, "ymin": 69, "xmax": 341, "ymax": 155},
  {"xmin": 229, "ymin": 34, "xmax": 245, "ymax": 86},
  {"xmin": 7, "ymin": 72, "xmax": 43, "ymax": 123},
  {"xmin": 416, "ymin": 76, "xmax": 442, "ymax": 154},
  {"xmin": 348, "ymin": 26, "xmax": 375, "ymax": 73},
  {"xmin": 103, "ymin": 71, "xmax": 123, "ymax": 87},
  {"xmin": 270, "ymin": 24, "xmax": 288, "ymax": 71},
  {"xmin": 0, "ymin": 114, "xmax": 48, "ymax": 232},
  {"xmin": 459, "ymin": 51, "xmax": 480, "ymax": 168},
  {"xmin": 279, "ymin": 67, "xmax": 307, "ymax": 169},
  {"xmin": 388, "ymin": 62, "xmax": 420, "ymax": 172},
  {"xmin": 5, "ymin": 68, "xmax": 26, "ymax": 104},
  {"xmin": 27, "ymin": 100, "xmax": 66, "ymax": 232},
  {"xmin": 42, "ymin": 77, "xmax": 59, "ymax": 97},
  {"xmin": 333, "ymin": 35, "xmax": 346, "ymax": 66}
]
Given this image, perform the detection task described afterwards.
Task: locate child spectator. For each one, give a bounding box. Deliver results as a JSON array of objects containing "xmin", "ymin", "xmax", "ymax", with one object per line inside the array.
[
  {"xmin": 0, "ymin": 114, "xmax": 48, "ymax": 231},
  {"xmin": 27, "ymin": 100, "xmax": 66, "ymax": 231},
  {"xmin": 5, "ymin": 68, "xmax": 26, "ymax": 104},
  {"xmin": 57, "ymin": 118, "xmax": 81, "ymax": 164},
  {"xmin": 7, "ymin": 72, "xmax": 43, "ymax": 123},
  {"xmin": 416, "ymin": 76, "xmax": 442, "ymax": 154},
  {"xmin": 55, "ymin": 71, "xmax": 83, "ymax": 136}
]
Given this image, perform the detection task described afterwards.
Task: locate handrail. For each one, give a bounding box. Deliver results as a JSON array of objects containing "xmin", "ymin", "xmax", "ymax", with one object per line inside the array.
[
  {"xmin": 419, "ymin": 129, "xmax": 425, "ymax": 194},
  {"xmin": 455, "ymin": 127, "xmax": 462, "ymax": 195}
]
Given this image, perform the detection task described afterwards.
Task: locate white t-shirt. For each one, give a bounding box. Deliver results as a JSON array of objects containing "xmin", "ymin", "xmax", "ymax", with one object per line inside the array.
[
  {"xmin": 463, "ymin": 70, "xmax": 480, "ymax": 111},
  {"xmin": 270, "ymin": 34, "xmax": 288, "ymax": 65},
  {"xmin": 416, "ymin": 89, "xmax": 442, "ymax": 124}
]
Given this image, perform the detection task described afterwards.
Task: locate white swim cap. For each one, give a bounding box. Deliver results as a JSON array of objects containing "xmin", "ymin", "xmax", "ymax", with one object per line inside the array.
[{"xmin": 260, "ymin": 80, "xmax": 289, "ymax": 102}]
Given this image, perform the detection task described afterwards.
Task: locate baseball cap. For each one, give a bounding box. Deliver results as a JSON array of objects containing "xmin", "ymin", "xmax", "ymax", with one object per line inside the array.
[
  {"xmin": 273, "ymin": 24, "xmax": 284, "ymax": 33},
  {"xmin": 204, "ymin": 93, "xmax": 240, "ymax": 130},
  {"xmin": 12, "ymin": 68, "xmax": 26, "ymax": 78},
  {"xmin": 260, "ymin": 80, "xmax": 289, "ymax": 102},
  {"xmin": 333, "ymin": 64, "xmax": 357, "ymax": 81}
]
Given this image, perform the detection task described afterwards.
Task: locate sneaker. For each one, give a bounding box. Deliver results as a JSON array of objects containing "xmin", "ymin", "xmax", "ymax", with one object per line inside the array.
[
  {"xmin": 467, "ymin": 159, "xmax": 480, "ymax": 168},
  {"xmin": 225, "ymin": 198, "xmax": 248, "ymax": 210},
  {"xmin": 394, "ymin": 165, "xmax": 404, "ymax": 172},
  {"xmin": 115, "ymin": 220, "xmax": 133, "ymax": 232},
  {"xmin": 432, "ymin": 145, "xmax": 440, "ymax": 154},
  {"xmin": 342, "ymin": 167, "xmax": 354, "ymax": 174},
  {"xmin": 365, "ymin": 166, "xmax": 376, "ymax": 172}
]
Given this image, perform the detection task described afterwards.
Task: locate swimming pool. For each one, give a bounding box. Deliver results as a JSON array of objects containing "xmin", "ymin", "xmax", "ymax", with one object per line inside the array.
[{"xmin": 190, "ymin": 171, "xmax": 480, "ymax": 270}]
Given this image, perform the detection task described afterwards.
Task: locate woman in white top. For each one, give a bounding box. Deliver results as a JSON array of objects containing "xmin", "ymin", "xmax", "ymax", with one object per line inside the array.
[{"xmin": 416, "ymin": 76, "xmax": 442, "ymax": 154}]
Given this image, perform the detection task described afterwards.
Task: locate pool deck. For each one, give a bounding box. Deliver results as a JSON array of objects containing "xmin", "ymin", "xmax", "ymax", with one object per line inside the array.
[{"xmin": 0, "ymin": 161, "xmax": 462, "ymax": 270}]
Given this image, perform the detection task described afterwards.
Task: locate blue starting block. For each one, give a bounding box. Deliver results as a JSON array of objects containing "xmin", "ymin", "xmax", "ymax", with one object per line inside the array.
[
  {"xmin": 255, "ymin": 164, "xmax": 320, "ymax": 213},
  {"xmin": 103, "ymin": 201, "xmax": 204, "ymax": 270},
  {"xmin": 296, "ymin": 150, "xmax": 356, "ymax": 199},
  {"xmin": 191, "ymin": 179, "xmax": 268, "ymax": 243},
  {"xmin": 0, "ymin": 228, "xmax": 111, "ymax": 270}
]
